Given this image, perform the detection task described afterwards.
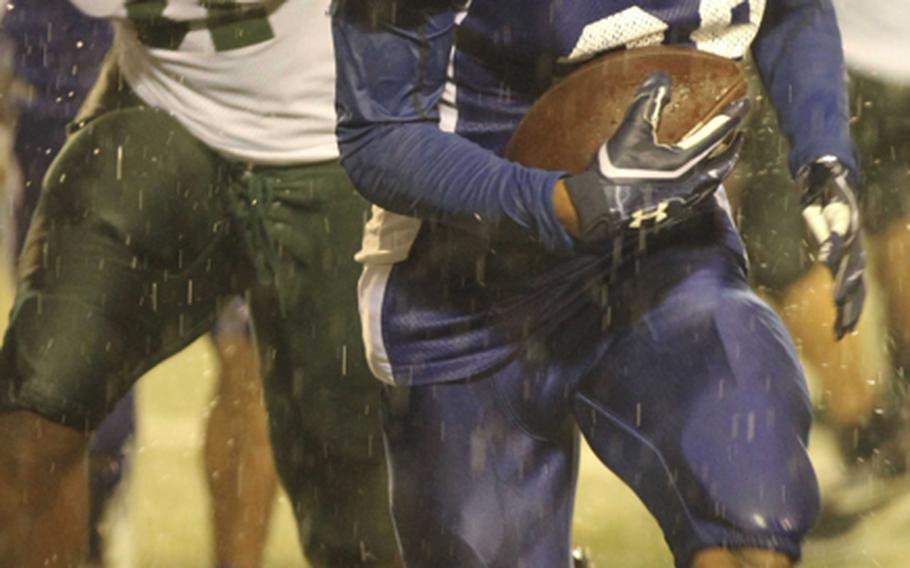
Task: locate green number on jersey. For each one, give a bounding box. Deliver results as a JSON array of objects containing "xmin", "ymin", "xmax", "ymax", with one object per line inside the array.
[
  {"xmin": 126, "ymin": 1, "xmax": 189, "ymax": 49},
  {"xmin": 126, "ymin": 0, "xmax": 276, "ymax": 52}
]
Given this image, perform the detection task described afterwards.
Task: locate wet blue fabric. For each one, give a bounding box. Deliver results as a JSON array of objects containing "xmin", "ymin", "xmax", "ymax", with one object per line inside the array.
[
  {"xmin": 333, "ymin": 1, "xmax": 834, "ymax": 564},
  {"xmin": 381, "ymin": 225, "xmax": 819, "ymax": 567},
  {"xmin": 752, "ymin": 0, "xmax": 857, "ymax": 176}
]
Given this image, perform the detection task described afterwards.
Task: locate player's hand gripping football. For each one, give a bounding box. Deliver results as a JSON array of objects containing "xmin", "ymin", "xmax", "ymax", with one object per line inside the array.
[
  {"xmin": 800, "ymin": 156, "xmax": 866, "ymax": 339},
  {"xmin": 561, "ymin": 71, "xmax": 749, "ymax": 245}
]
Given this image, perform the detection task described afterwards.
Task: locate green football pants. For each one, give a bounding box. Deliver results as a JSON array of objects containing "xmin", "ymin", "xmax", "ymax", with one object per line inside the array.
[{"xmin": 0, "ymin": 65, "xmax": 397, "ymax": 567}]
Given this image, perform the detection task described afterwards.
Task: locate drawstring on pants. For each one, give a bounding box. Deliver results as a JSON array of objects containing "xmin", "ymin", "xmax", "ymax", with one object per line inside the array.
[{"xmin": 233, "ymin": 163, "xmax": 287, "ymax": 316}]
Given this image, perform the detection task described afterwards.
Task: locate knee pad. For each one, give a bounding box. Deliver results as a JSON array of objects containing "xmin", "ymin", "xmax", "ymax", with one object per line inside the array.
[
  {"xmin": 0, "ymin": 294, "xmax": 134, "ymax": 430},
  {"xmin": 681, "ymin": 289, "xmax": 820, "ymax": 538}
]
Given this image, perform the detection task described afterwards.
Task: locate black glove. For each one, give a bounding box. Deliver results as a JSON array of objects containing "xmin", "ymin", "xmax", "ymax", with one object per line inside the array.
[
  {"xmin": 564, "ymin": 71, "xmax": 749, "ymax": 247},
  {"xmin": 799, "ymin": 156, "xmax": 866, "ymax": 339}
]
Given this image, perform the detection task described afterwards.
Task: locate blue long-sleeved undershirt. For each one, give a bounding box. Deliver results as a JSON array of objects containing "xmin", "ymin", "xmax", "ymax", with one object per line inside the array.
[
  {"xmin": 333, "ymin": 0, "xmax": 856, "ymax": 255},
  {"xmin": 752, "ymin": 0, "xmax": 857, "ymax": 176},
  {"xmin": 333, "ymin": 2, "xmax": 573, "ymax": 253}
]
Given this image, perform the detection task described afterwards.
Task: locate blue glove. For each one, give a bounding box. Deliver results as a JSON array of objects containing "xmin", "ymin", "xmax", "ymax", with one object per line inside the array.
[
  {"xmin": 564, "ymin": 72, "xmax": 748, "ymax": 246},
  {"xmin": 800, "ymin": 156, "xmax": 866, "ymax": 339}
]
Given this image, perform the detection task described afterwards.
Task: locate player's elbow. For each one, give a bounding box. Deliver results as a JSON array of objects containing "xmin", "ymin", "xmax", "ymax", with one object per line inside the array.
[
  {"xmin": 337, "ymin": 125, "xmax": 409, "ymax": 213},
  {"xmin": 338, "ymin": 150, "xmax": 379, "ymax": 209}
]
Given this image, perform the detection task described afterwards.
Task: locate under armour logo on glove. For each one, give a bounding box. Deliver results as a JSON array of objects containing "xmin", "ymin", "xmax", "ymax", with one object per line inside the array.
[
  {"xmin": 564, "ymin": 71, "xmax": 748, "ymax": 247},
  {"xmin": 629, "ymin": 201, "xmax": 670, "ymax": 229},
  {"xmin": 800, "ymin": 156, "xmax": 866, "ymax": 339}
]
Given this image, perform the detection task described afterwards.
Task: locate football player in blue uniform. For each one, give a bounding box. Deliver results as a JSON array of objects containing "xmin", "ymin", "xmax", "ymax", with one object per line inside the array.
[{"xmin": 332, "ymin": 1, "xmax": 863, "ymax": 567}]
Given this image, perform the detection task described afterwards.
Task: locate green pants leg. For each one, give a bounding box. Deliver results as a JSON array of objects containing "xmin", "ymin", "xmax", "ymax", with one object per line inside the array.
[
  {"xmin": 236, "ymin": 163, "xmax": 399, "ymax": 567},
  {"xmin": 0, "ymin": 68, "xmax": 398, "ymax": 566}
]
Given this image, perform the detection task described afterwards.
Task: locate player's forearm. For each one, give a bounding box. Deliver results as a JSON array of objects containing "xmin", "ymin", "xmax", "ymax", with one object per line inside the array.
[
  {"xmin": 333, "ymin": 1, "xmax": 575, "ymax": 254},
  {"xmin": 338, "ymin": 122, "xmax": 575, "ymax": 253},
  {"xmin": 751, "ymin": 0, "xmax": 856, "ymax": 175}
]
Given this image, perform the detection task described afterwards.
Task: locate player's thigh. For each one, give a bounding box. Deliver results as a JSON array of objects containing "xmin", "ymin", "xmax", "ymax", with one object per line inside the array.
[
  {"xmin": 574, "ymin": 246, "xmax": 818, "ymax": 567},
  {"xmin": 245, "ymin": 162, "xmax": 397, "ymax": 564},
  {"xmin": 382, "ymin": 370, "xmax": 578, "ymax": 568},
  {"xmin": 247, "ymin": 162, "xmax": 381, "ymax": 457},
  {"xmin": 0, "ymin": 102, "xmax": 236, "ymax": 431}
]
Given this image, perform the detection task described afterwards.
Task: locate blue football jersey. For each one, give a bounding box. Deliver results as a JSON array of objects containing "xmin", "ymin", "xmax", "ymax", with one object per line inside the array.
[{"xmin": 334, "ymin": 0, "xmax": 856, "ymax": 259}]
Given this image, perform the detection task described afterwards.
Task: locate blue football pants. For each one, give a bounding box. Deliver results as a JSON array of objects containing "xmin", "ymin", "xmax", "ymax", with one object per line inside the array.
[{"xmin": 381, "ymin": 240, "xmax": 819, "ymax": 568}]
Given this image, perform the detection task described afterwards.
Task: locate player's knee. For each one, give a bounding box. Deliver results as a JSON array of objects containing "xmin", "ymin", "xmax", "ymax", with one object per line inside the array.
[
  {"xmin": 682, "ymin": 289, "xmax": 820, "ymax": 538},
  {"xmin": 391, "ymin": 510, "xmax": 489, "ymax": 568},
  {"xmin": 4, "ymin": 294, "xmax": 133, "ymax": 411},
  {"xmin": 722, "ymin": 456, "xmax": 820, "ymax": 538},
  {"xmin": 680, "ymin": 423, "xmax": 819, "ymax": 551},
  {"xmin": 714, "ymin": 288, "xmax": 810, "ymax": 401}
]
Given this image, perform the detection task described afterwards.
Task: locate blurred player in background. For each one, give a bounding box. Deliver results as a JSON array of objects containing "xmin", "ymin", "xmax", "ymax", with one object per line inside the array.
[
  {"xmin": 735, "ymin": 0, "xmax": 910, "ymax": 495},
  {"xmin": 333, "ymin": 0, "xmax": 862, "ymax": 566},
  {"xmin": 204, "ymin": 297, "xmax": 279, "ymax": 568},
  {"xmin": 0, "ymin": 4, "xmax": 134, "ymax": 565},
  {"xmin": 0, "ymin": 1, "xmax": 398, "ymax": 567},
  {"xmin": 0, "ymin": 2, "xmax": 281, "ymax": 567},
  {"xmin": 834, "ymin": 1, "xmax": 910, "ymax": 474}
]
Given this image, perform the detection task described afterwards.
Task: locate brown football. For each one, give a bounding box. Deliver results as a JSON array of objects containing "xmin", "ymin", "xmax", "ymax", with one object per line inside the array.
[{"xmin": 504, "ymin": 46, "xmax": 747, "ymax": 174}]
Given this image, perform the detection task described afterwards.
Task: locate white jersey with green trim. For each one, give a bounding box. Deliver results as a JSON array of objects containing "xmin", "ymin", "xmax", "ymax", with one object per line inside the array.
[{"xmin": 69, "ymin": 0, "xmax": 338, "ymax": 164}]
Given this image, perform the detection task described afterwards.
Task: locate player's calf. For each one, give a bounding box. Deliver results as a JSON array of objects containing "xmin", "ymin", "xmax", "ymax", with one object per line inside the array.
[
  {"xmin": 0, "ymin": 410, "xmax": 90, "ymax": 567},
  {"xmin": 692, "ymin": 548, "xmax": 793, "ymax": 568}
]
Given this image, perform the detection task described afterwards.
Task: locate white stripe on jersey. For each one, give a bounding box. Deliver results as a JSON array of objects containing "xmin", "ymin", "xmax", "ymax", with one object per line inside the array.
[
  {"xmin": 562, "ymin": 0, "xmax": 765, "ymax": 63},
  {"xmin": 438, "ymin": 2, "xmax": 472, "ymax": 132},
  {"xmin": 358, "ymin": 264, "xmax": 396, "ymax": 385},
  {"xmin": 355, "ymin": 2, "xmax": 472, "ymax": 385},
  {"xmin": 691, "ymin": 0, "xmax": 765, "ymax": 59},
  {"xmin": 355, "ymin": 2, "xmax": 471, "ymax": 264},
  {"xmin": 562, "ymin": 7, "xmax": 667, "ymax": 63}
]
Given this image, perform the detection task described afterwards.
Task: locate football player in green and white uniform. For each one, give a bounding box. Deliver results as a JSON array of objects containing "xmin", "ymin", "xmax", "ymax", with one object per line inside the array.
[{"xmin": 0, "ymin": 1, "xmax": 399, "ymax": 567}]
